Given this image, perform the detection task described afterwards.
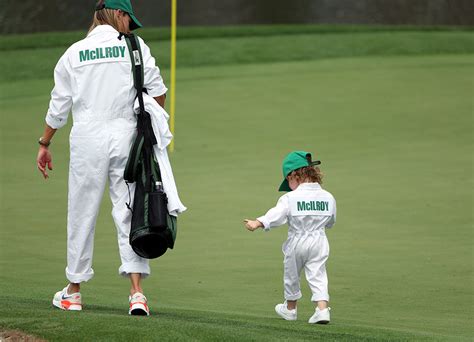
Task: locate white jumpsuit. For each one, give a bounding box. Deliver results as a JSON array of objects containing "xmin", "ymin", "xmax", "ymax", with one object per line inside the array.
[
  {"xmin": 45, "ymin": 25, "xmax": 168, "ymax": 283},
  {"xmin": 257, "ymin": 183, "xmax": 336, "ymax": 302}
]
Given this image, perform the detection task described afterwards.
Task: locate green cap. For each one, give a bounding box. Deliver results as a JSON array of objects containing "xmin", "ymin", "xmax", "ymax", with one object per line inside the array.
[
  {"xmin": 98, "ymin": 0, "xmax": 143, "ymax": 30},
  {"xmin": 278, "ymin": 151, "xmax": 321, "ymax": 192}
]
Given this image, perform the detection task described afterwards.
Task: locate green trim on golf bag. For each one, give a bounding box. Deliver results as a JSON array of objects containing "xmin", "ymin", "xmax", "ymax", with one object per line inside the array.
[{"xmin": 123, "ymin": 33, "xmax": 177, "ymax": 259}]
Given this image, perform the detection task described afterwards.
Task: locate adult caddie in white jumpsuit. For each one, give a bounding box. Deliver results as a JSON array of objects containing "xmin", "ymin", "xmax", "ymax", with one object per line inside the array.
[{"xmin": 36, "ymin": 0, "xmax": 166, "ymax": 315}]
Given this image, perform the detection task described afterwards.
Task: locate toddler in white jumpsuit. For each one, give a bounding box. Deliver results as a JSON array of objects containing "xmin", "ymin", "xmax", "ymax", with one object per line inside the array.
[
  {"xmin": 36, "ymin": 1, "xmax": 174, "ymax": 315},
  {"xmin": 245, "ymin": 151, "xmax": 336, "ymax": 324}
]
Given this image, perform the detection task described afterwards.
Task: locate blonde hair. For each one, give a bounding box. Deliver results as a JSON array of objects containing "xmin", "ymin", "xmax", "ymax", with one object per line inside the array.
[
  {"xmin": 88, "ymin": 2, "xmax": 122, "ymax": 34},
  {"xmin": 288, "ymin": 166, "xmax": 324, "ymax": 184}
]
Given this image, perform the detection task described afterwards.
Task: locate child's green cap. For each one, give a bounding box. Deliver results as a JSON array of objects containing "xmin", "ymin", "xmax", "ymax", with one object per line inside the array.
[
  {"xmin": 97, "ymin": 0, "xmax": 143, "ymax": 30},
  {"xmin": 278, "ymin": 151, "xmax": 321, "ymax": 192}
]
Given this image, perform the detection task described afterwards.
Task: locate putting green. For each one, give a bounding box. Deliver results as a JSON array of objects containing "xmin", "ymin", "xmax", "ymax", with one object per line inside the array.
[{"xmin": 0, "ymin": 54, "xmax": 472, "ymax": 340}]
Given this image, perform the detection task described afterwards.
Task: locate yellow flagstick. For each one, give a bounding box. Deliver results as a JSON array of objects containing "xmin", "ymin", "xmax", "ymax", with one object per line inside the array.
[{"xmin": 169, "ymin": 0, "xmax": 177, "ymax": 152}]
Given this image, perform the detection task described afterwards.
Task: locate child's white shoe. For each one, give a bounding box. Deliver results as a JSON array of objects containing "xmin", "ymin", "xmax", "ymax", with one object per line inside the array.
[
  {"xmin": 308, "ymin": 307, "xmax": 330, "ymax": 324},
  {"xmin": 275, "ymin": 301, "xmax": 297, "ymax": 321},
  {"xmin": 52, "ymin": 286, "xmax": 82, "ymax": 311}
]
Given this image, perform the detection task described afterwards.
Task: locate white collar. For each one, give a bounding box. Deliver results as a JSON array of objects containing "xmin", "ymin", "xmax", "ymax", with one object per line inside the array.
[
  {"xmin": 296, "ymin": 183, "xmax": 322, "ymax": 190},
  {"xmin": 87, "ymin": 25, "xmax": 119, "ymax": 37}
]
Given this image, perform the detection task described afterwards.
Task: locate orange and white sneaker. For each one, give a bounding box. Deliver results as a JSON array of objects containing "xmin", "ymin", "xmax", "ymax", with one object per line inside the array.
[
  {"xmin": 52, "ymin": 286, "xmax": 82, "ymax": 311},
  {"xmin": 129, "ymin": 292, "xmax": 149, "ymax": 316}
]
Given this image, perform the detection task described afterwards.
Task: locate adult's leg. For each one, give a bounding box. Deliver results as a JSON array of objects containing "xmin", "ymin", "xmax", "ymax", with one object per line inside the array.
[
  {"xmin": 108, "ymin": 128, "xmax": 150, "ymax": 290},
  {"xmin": 130, "ymin": 273, "xmax": 143, "ymax": 296},
  {"xmin": 66, "ymin": 135, "xmax": 108, "ymax": 284}
]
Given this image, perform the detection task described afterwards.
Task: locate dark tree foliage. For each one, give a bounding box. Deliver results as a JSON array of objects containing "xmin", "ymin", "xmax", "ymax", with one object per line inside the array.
[{"xmin": 1, "ymin": 0, "xmax": 472, "ymax": 34}]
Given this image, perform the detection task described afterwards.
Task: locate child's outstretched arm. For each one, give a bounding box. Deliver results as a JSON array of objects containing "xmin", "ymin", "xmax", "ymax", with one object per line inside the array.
[
  {"xmin": 244, "ymin": 195, "xmax": 289, "ymax": 232},
  {"xmin": 244, "ymin": 219, "xmax": 263, "ymax": 231}
]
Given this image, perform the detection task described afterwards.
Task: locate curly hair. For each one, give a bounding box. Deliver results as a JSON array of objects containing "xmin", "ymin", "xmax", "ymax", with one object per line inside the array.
[{"xmin": 289, "ymin": 166, "xmax": 323, "ymax": 184}]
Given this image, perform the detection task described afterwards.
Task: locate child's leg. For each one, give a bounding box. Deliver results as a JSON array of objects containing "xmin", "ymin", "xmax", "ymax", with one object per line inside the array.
[
  {"xmin": 287, "ymin": 300, "xmax": 297, "ymax": 310},
  {"xmin": 283, "ymin": 249, "xmax": 305, "ymax": 308},
  {"xmin": 314, "ymin": 300, "xmax": 328, "ymax": 310},
  {"xmin": 304, "ymin": 237, "xmax": 330, "ymax": 307}
]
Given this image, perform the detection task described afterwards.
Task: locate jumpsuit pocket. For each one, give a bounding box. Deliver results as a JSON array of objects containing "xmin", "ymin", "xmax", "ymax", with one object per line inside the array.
[{"xmin": 69, "ymin": 136, "xmax": 106, "ymax": 179}]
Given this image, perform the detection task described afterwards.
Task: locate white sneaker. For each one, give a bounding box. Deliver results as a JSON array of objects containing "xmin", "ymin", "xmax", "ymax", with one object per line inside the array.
[
  {"xmin": 275, "ymin": 301, "xmax": 297, "ymax": 321},
  {"xmin": 308, "ymin": 307, "xmax": 330, "ymax": 324},
  {"xmin": 129, "ymin": 292, "xmax": 149, "ymax": 316},
  {"xmin": 52, "ymin": 286, "xmax": 82, "ymax": 311}
]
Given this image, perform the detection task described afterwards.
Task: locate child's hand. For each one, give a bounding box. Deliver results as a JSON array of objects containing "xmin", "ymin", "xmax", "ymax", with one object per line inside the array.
[{"xmin": 244, "ymin": 219, "xmax": 263, "ymax": 231}]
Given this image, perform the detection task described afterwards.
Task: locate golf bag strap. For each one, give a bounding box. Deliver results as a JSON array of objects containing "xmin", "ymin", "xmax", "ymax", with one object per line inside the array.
[
  {"xmin": 124, "ymin": 33, "xmax": 157, "ymax": 147},
  {"xmin": 123, "ymin": 33, "xmax": 163, "ymax": 190},
  {"xmin": 124, "ymin": 33, "xmax": 145, "ymax": 112},
  {"xmin": 124, "ymin": 134, "xmax": 144, "ymax": 182},
  {"xmin": 124, "ymin": 134, "xmax": 163, "ymax": 184}
]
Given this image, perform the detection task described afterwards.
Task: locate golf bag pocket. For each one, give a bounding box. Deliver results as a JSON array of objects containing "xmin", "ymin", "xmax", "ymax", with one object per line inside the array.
[
  {"xmin": 126, "ymin": 153, "xmax": 176, "ymax": 259},
  {"xmin": 148, "ymin": 188, "xmax": 168, "ymax": 231}
]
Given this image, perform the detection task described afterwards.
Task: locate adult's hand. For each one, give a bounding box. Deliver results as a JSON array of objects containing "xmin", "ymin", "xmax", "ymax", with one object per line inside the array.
[{"xmin": 37, "ymin": 146, "xmax": 53, "ymax": 179}]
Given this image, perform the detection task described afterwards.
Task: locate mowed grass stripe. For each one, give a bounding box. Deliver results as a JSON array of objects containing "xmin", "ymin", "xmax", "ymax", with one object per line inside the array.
[{"xmin": 0, "ymin": 31, "xmax": 473, "ymax": 82}]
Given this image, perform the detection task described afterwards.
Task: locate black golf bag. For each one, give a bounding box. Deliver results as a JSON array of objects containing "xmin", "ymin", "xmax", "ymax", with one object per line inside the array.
[{"xmin": 123, "ymin": 33, "xmax": 177, "ymax": 259}]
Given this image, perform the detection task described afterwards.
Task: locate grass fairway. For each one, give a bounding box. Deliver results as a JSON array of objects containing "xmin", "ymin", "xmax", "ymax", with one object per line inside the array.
[{"xmin": 0, "ymin": 32, "xmax": 473, "ymax": 340}]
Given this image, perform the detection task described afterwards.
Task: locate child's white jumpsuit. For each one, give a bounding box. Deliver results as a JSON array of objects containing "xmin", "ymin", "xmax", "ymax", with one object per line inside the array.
[
  {"xmin": 257, "ymin": 183, "xmax": 336, "ymax": 302},
  {"xmin": 45, "ymin": 25, "xmax": 168, "ymax": 283}
]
